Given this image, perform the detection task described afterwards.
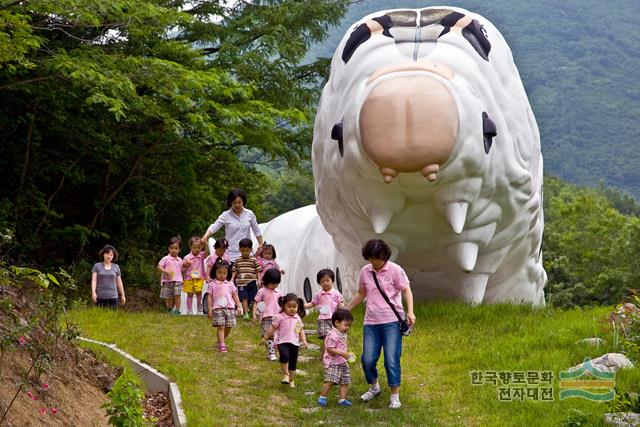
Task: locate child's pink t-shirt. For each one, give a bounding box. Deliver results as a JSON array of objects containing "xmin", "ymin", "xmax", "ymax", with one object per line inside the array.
[
  {"xmin": 272, "ymin": 312, "xmax": 304, "ymax": 345},
  {"xmin": 205, "ymin": 253, "xmax": 231, "ymax": 280},
  {"xmin": 208, "ymin": 279, "xmax": 237, "ymax": 309},
  {"xmin": 358, "ymin": 261, "xmax": 409, "ymax": 325},
  {"xmin": 158, "ymin": 255, "xmax": 183, "ymax": 283},
  {"xmin": 311, "ymin": 288, "xmax": 344, "ymax": 320},
  {"xmin": 254, "ymin": 287, "xmax": 281, "ymax": 318},
  {"xmin": 322, "ymin": 328, "xmax": 348, "ymax": 367},
  {"xmin": 257, "ymin": 258, "xmax": 280, "ymax": 284},
  {"xmin": 183, "ymin": 252, "xmax": 206, "ymax": 281}
]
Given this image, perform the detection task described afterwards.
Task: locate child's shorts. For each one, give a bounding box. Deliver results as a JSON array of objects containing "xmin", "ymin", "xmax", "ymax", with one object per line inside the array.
[
  {"xmin": 324, "ymin": 363, "xmax": 351, "ymax": 385},
  {"xmin": 160, "ymin": 281, "xmax": 183, "ymax": 298},
  {"xmin": 237, "ymin": 280, "xmax": 257, "ymax": 302},
  {"xmin": 317, "ymin": 319, "xmax": 333, "ymax": 338},
  {"xmin": 212, "ymin": 308, "xmax": 237, "ymax": 327},
  {"xmin": 183, "ymin": 279, "xmax": 204, "ymax": 293},
  {"xmin": 260, "ymin": 316, "xmax": 274, "ymax": 337}
]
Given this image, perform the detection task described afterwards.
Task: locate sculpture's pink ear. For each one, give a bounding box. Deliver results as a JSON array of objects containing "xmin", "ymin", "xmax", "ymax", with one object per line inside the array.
[{"xmin": 360, "ymin": 75, "xmax": 458, "ymax": 182}]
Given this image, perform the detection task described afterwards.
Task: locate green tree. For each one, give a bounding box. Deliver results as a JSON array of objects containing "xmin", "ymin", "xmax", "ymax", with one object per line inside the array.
[
  {"xmin": 543, "ymin": 176, "xmax": 640, "ymax": 306},
  {"xmin": 0, "ymin": 0, "xmax": 349, "ymax": 285}
]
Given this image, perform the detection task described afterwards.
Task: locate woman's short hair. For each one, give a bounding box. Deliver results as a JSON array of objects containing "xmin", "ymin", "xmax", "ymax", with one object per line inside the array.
[
  {"xmin": 361, "ymin": 239, "xmax": 392, "ymax": 261},
  {"xmin": 226, "ymin": 188, "xmax": 247, "ymax": 208},
  {"xmin": 99, "ymin": 244, "xmax": 119, "ymax": 262}
]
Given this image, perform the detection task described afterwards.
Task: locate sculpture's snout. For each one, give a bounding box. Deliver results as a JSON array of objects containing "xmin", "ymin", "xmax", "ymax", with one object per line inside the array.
[{"xmin": 360, "ymin": 73, "xmax": 458, "ymax": 183}]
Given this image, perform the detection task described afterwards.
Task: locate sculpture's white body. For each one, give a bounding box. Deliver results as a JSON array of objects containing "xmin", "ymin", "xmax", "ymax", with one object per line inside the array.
[{"xmin": 258, "ymin": 6, "xmax": 546, "ymax": 305}]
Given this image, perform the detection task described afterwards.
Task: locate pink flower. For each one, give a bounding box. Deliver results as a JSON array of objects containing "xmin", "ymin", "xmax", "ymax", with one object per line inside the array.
[
  {"xmin": 42, "ymin": 383, "xmax": 49, "ymax": 390},
  {"xmin": 39, "ymin": 407, "xmax": 47, "ymax": 415},
  {"xmin": 26, "ymin": 390, "xmax": 37, "ymax": 400},
  {"xmin": 50, "ymin": 407, "xmax": 58, "ymax": 415},
  {"xmin": 18, "ymin": 336, "xmax": 26, "ymax": 346}
]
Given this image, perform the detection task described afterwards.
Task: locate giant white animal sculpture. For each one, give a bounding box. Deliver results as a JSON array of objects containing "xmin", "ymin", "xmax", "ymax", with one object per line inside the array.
[{"xmin": 258, "ymin": 6, "xmax": 546, "ymax": 305}]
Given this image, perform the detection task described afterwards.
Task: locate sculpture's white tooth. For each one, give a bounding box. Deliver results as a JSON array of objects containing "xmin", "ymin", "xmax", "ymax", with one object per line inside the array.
[
  {"xmin": 444, "ymin": 201, "xmax": 469, "ymax": 234},
  {"xmin": 446, "ymin": 241, "xmax": 478, "ymax": 273},
  {"xmin": 370, "ymin": 206, "xmax": 394, "ymax": 234},
  {"xmin": 457, "ymin": 273, "xmax": 489, "ymax": 305}
]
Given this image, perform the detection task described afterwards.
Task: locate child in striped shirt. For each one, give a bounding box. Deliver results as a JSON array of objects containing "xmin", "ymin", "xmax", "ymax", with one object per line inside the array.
[{"xmin": 231, "ymin": 238, "xmax": 262, "ymax": 320}]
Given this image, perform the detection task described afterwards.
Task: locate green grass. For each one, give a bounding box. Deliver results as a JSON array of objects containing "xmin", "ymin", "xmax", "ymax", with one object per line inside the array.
[{"xmin": 67, "ymin": 302, "xmax": 640, "ymax": 426}]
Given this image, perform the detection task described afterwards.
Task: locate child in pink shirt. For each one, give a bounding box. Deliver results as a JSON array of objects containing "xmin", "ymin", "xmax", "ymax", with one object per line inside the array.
[
  {"xmin": 182, "ymin": 236, "xmax": 207, "ymax": 315},
  {"xmin": 318, "ymin": 309, "xmax": 354, "ymax": 407},
  {"xmin": 256, "ymin": 243, "xmax": 284, "ymax": 286},
  {"xmin": 304, "ymin": 269, "xmax": 344, "ymax": 354},
  {"xmin": 207, "ymin": 260, "xmax": 242, "ymax": 353},
  {"xmin": 205, "ymin": 238, "xmax": 231, "ymax": 281},
  {"xmin": 252, "ymin": 268, "xmax": 282, "ymax": 361},
  {"xmin": 261, "ymin": 293, "xmax": 308, "ymax": 388},
  {"xmin": 157, "ymin": 236, "xmax": 183, "ymax": 315},
  {"xmin": 203, "ymin": 238, "xmax": 231, "ymax": 314}
]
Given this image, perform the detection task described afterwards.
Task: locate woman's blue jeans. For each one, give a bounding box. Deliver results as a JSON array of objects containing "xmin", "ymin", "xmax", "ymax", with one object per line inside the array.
[{"xmin": 361, "ymin": 321, "xmax": 402, "ymax": 387}]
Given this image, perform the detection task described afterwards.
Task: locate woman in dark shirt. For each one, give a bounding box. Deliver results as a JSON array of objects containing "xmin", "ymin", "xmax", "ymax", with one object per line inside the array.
[{"xmin": 91, "ymin": 244, "xmax": 126, "ymax": 308}]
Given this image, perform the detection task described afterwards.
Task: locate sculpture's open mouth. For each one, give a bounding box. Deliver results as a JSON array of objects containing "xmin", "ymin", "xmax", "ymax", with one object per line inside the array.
[{"xmin": 360, "ymin": 65, "xmax": 459, "ymax": 183}]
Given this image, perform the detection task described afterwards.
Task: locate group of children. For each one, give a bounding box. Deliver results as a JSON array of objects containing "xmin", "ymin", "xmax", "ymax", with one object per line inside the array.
[{"xmin": 156, "ymin": 236, "xmax": 355, "ymax": 406}]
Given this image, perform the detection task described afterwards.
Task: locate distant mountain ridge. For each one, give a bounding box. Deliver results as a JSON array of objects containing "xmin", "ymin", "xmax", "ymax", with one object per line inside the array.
[{"xmin": 308, "ymin": 0, "xmax": 640, "ymax": 199}]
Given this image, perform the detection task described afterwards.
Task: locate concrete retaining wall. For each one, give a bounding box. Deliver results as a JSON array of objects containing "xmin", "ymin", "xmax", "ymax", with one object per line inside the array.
[{"xmin": 77, "ymin": 336, "xmax": 187, "ymax": 426}]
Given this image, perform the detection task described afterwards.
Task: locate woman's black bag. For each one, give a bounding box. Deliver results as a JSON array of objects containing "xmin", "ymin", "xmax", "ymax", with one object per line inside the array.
[{"xmin": 371, "ymin": 271, "xmax": 412, "ymax": 336}]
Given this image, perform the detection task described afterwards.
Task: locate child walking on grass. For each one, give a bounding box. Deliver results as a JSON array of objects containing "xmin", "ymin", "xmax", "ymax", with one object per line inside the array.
[
  {"xmin": 231, "ymin": 238, "xmax": 262, "ymax": 320},
  {"xmin": 318, "ymin": 308, "xmax": 354, "ymax": 407},
  {"xmin": 182, "ymin": 236, "xmax": 207, "ymax": 315},
  {"xmin": 202, "ymin": 238, "xmax": 231, "ymax": 313},
  {"xmin": 208, "ymin": 260, "xmax": 242, "ymax": 353},
  {"xmin": 261, "ymin": 293, "xmax": 307, "ymax": 388},
  {"xmin": 157, "ymin": 236, "xmax": 183, "ymax": 315},
  {"xmin": 304, "ymin": 268, "xmax": 344, "ymax": 354},
  {"xmin": 252, "ymin": 268, "xmax": 282, "ymax": 361}
]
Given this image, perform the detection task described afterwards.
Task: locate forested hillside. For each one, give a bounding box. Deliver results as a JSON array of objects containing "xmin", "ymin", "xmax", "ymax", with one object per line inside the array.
[
  {"xmin": 1, "ymin": 1, "xmax": 638, "ymax": 308},
  {"xmin": 309, "ymin": 0, "xmax": 640, "ymax": 199}
]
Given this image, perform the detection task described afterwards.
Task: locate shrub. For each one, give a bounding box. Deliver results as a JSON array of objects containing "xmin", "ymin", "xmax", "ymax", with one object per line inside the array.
[{"xmin": 102, "ymin": 371, "xmax": 149, "ymax": 427}]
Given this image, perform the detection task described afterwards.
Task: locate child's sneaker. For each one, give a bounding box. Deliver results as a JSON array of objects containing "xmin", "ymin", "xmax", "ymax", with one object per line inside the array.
[
  {"xmin": 338, "ymin": 399, "xmax": 353, "ymax": 407},
  {"xmin": 171, "ymin": 308, "xmax": 181, "ymax": 315},
  {"xmin": 281, "ymin": 374, "xmax": 290, "ymax": 384},
  {"xmin": 360, "ymin": 387, "xmax": 381, "ymax": 402},
  {"xmin": 317, "ymin": 396, "xmax": 327, "ymax": 407},
  {"xmin": 268, "ymin": 354, "xmax": 277, "ymax": 361},
  {"xmin": 289, "ymin": 381, "xmax": 295, "ymax": 389},
  {"xmin": 242, "ymin": 313, "xmax": 250, "ymax": 321},
  {"xmin": 218, "ymin": 345, "xmax": 228, "ymax": 353},
  {"xmin": 389, "ymin": 400, "xmax": 402, "ymax": 409}
]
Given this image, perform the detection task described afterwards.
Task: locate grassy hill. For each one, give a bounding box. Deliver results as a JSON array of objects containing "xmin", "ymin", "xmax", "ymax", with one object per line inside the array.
[
  {"xmin": 69, "ymin": 303, "xmax": 639, "ymax": 426},
  {"xmin": 307, "ymin": 0, "xmax": 640, "ymax": 199}
]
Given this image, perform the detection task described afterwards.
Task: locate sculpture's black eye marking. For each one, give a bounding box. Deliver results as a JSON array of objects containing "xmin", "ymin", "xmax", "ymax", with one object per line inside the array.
[
  {"xmin": 331, "ymin": 120, "xmax": 344, "ymax": 157},
  {"xmin": 336, "ymin": 267, "xmax": 343, "ymax": 293},
  {"xmin": 482, "ymin": 112, "xmax": 497, "ymax": 154},
  {"xmin": 342, "ymin": 23, "xmax": 371, "ymax": 63},
  {"xmin": 462, "ymin": 19, "xmax": 491, "ymax": 61},
  {"xmin": 342, "ymin": 15, "xmax": 393, "ymax": 63},
  {"xmin": 437, "ymin": 12, "xmax": 491, "ymax": 61}
]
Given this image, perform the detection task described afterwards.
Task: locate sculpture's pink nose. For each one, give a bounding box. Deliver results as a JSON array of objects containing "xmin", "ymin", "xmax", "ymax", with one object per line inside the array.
[{"xmin": 359, "ymin": 75, "xmax": 459, "ymax": 182}]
